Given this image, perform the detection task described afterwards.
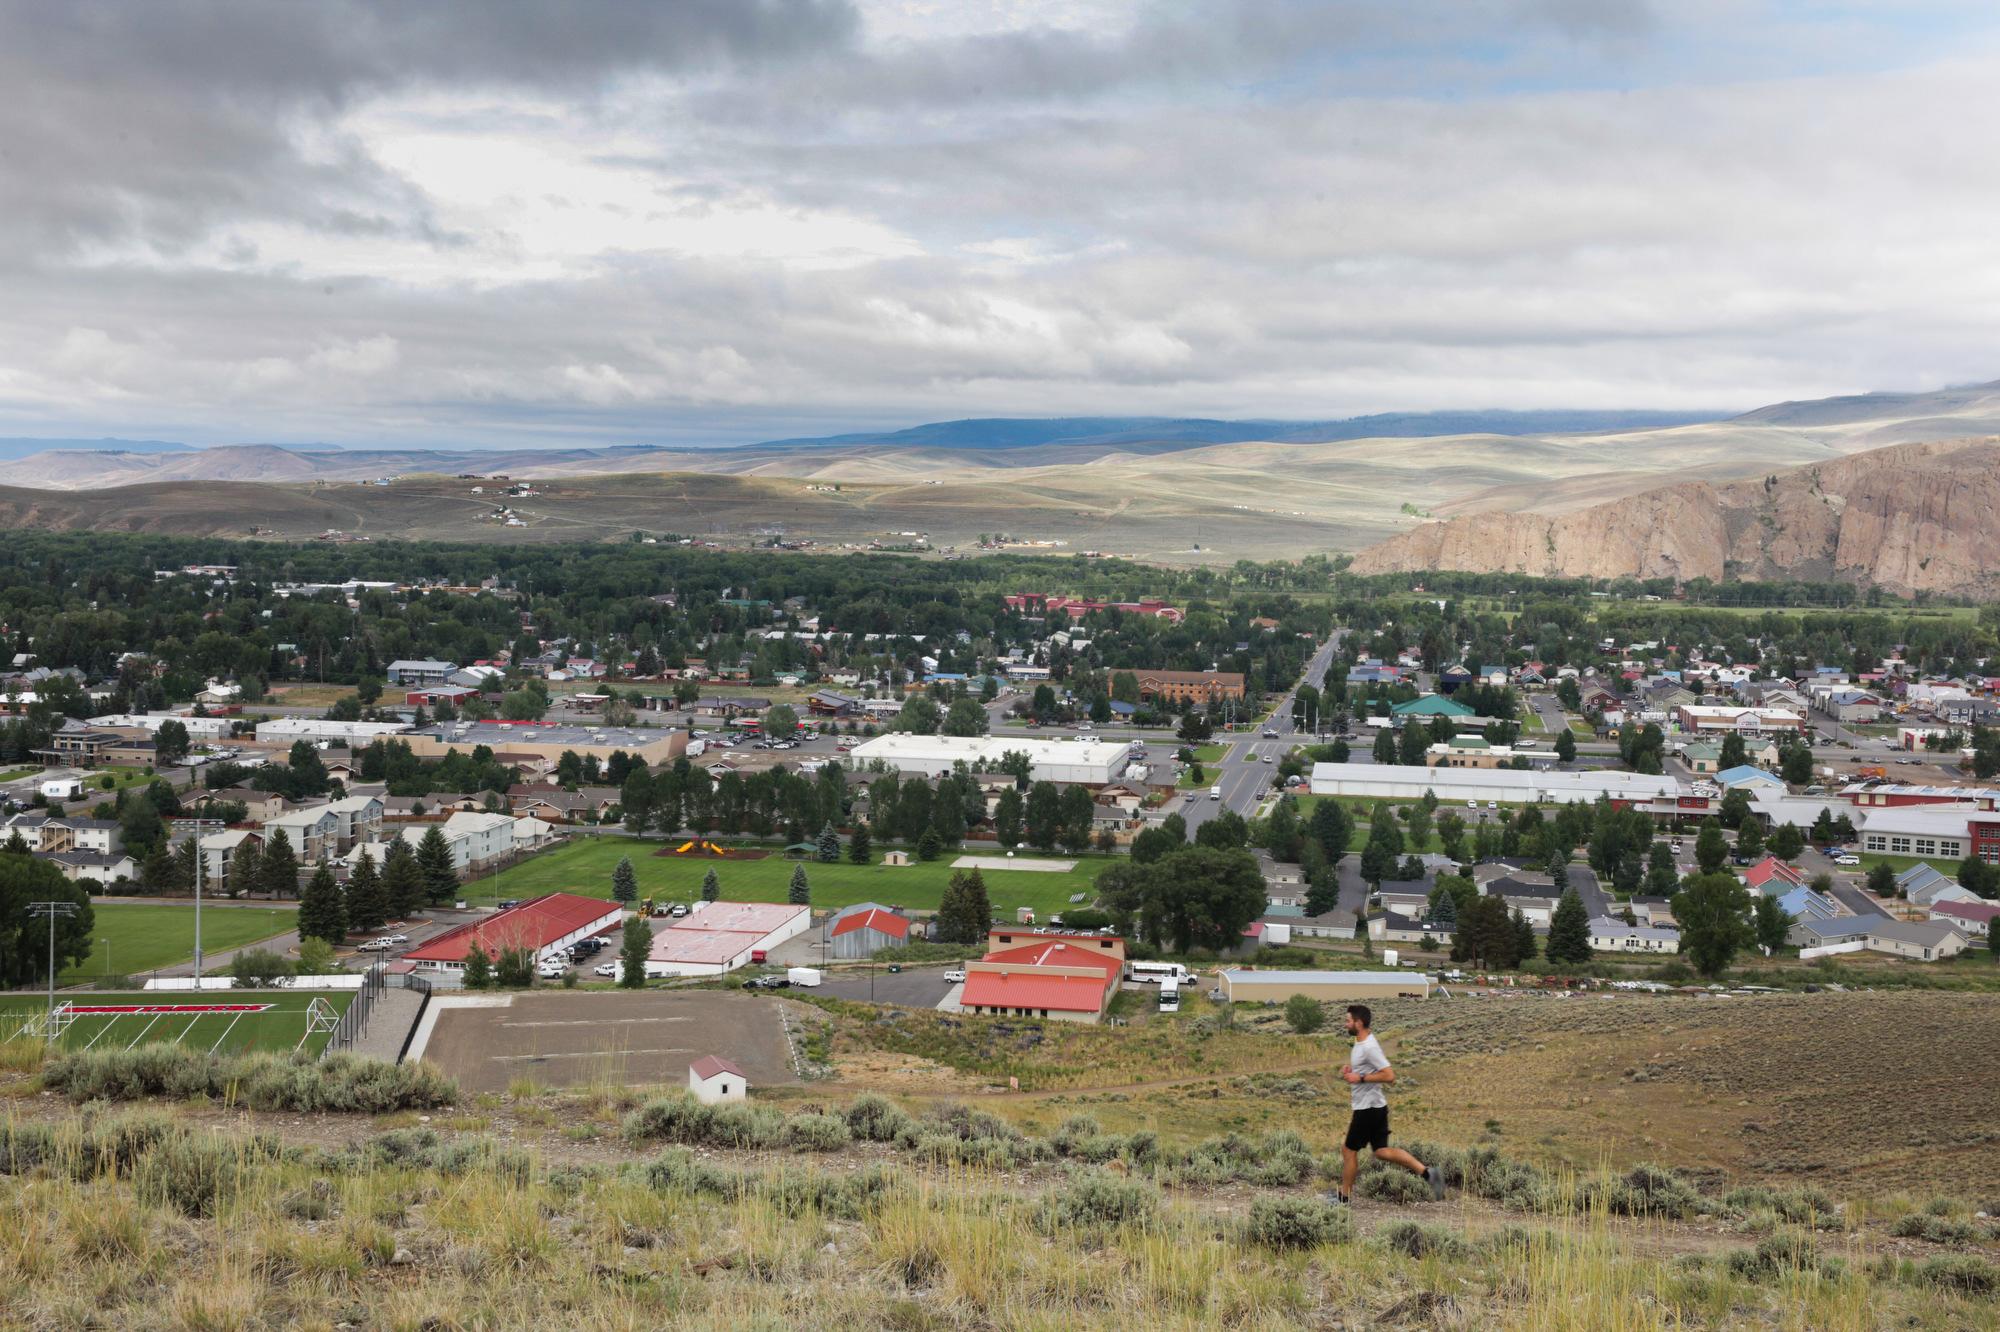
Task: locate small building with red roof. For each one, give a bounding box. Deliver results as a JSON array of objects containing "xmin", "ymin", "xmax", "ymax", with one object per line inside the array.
[
  {"xmin": 1741, "ymin": 855, "xmax": 1807, "ymax": 894},
  {"xmin": 688, "ymin": 1054, "xmax": 749, "ymax": 1104},
  {"xmin": 825, "ymin": 902, "xmax": 913, "ymax": 960},
  {"xmin": 403, "ymin": 892, "xmax": 623, "ymax": 976}
]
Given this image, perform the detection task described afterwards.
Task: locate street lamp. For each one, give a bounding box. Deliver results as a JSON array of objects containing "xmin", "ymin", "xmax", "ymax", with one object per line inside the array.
[
  {"xmin": 101, "ymin": 938, "xmax": 111, "ymax": 979},
  {"xmin": 28, "ymin": 901, "xmax": 79, "ymax": 1026},
  {"xmin": 183, "ymin": 817, "xmax": 223, "ymax": 981}
]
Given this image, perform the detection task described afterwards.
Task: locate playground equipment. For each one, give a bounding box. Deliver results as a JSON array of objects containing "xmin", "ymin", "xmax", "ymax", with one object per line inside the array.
[{"xmin": 672, "ymin": 840, "xmax": 733, "ymax": 857}]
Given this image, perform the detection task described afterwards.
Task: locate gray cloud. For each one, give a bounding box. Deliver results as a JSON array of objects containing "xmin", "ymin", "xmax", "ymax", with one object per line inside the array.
[{"xmin": 0, "ymin": 0, "xmax": 1995, "ymax": 447}]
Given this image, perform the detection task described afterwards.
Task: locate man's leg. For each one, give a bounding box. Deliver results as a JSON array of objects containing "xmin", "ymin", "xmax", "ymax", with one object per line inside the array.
[
  {"xmin": 1340, "ymin": 1145, "xmax": 1360, "ymax": 1199},
  {"xmin": 1375, "ymin": 1145, "xmax": 1426, "ymax": 1177}
]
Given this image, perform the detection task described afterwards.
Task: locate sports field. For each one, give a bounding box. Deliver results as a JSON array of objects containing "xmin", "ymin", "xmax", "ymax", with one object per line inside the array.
[
  {"xmin": 62, "ymin": 903, "xmax": 299, "ymax": 983},
  {"xmin": 462, "ymin": 835, "xmax": 1107, "ymax": 918},
  {"xmin": 0, "ymin": 989, "xmax": 354, "ymax": 1056}
]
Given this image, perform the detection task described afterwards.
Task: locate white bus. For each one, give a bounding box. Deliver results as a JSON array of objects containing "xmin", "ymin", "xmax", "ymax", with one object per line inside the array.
[
  {"xmin": 1128, "ymin": 961, "xmax": 1193, "ymax": 986},
  {"xmin": 1157, "ymin": 978, "xmax": 1181, "ymax": 1013}
]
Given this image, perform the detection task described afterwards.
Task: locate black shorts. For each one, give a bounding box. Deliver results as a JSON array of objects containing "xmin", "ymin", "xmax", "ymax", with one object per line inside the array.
[{"xmin": 1345, "ymin": 1106, "xmax": 1390, "ymax": 1152}]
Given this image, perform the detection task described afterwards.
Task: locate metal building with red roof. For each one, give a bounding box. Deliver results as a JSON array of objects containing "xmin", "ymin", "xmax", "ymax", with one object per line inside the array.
[{"xmin": 403, "ymin": 892, "xmax": 623, "ymax": 974}]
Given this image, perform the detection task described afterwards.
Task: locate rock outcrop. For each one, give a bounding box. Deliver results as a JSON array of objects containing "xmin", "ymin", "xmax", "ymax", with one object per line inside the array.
[{"xmin": 1350, "ymin": 437, "xmax": 2000, "ymax": 596}]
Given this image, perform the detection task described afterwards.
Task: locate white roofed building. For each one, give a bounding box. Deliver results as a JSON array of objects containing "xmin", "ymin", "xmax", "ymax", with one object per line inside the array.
[{"xmin": 850, "ymin": 734, "xmax": 1131, "ymax": 786}]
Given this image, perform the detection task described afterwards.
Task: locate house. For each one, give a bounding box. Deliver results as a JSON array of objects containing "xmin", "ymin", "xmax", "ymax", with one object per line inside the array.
[
  {"xmin": 386, "ymin": 659, "xmax": 458, "ymax": 687},
  {"xmin": 1894, "ymin": 863, "xmax": 1978, "ymax": 908},
  {"xmin": 437, "ymin": 811, "xmax": 518, "ymax": 869},
  {"xmin": 1368, "ymin": 911, "xmax": 1455, "ymax": 946},
  {"xmin": 1480, "ymin": 875, "xmax": 1561, "ymax": 925},
  {"xmin": 263, "ymin": 806, "xmax": 341, "ymax": 863},
  {"xmin": 688, "ymin": 1055, "xmax": 749, "ymax": 1106},
  {"xmin": 1741, "ymin": 856, "xmax": 1807, "ymax": 895},
  {"xmin": 199, "ymin": 828, "xmax": 263, "ymax": 890},
  {"xmin": 44, "ymin": 850, "xmax": 139, "ymax": 886},
  {"xmin": 506, "ymin": 784, "xmax": 620, "ymax": 821},
  {"xmin": 1929, "ymin": 899, "xmax": 1999, "ymax": 938},
  {"xmin": 1819, "ymin": 689, "xmax": 1883, "ymax": 724},
  {"xmin": 1788, "ymin": 914, "xmax": 1884, "ymax": 951},
  {"xmin": 1586, "ymin": 916, "xmax": 1681, "ymax": 953},
  {"xmin": 805, "ymin": 690, "xmax": 861, "ymax": 717},
  {"xmin": 1775, "ymin": 885, "xmax": 1838, "ymax": 923},
  {"xmin": 825, "ymin": 903, "xmax": 913, "ymax": 959},
  {"xmin": 1629, "ymin": 896, "xmax": 1676, "ymax": 927},
  {"xmin": 1863, "ymin": 918, "xmax": 1969, "ymax": 962},
  {"xmin": 39, "ymin": 818, "xmax": 123, "ymax": 857}
]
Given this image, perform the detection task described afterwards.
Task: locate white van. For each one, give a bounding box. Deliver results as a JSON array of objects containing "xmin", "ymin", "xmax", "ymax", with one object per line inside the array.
[{"xmin": 1208, "ymin": 785, "xmax": 1222, "ymax": 800}]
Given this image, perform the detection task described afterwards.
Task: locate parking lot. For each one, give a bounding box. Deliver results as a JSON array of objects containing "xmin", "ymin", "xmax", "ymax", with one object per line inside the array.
[
  {"xmin": 420, "ymin": 989, "xmax": 798, "ymax": 1093},
  {"xmin": 810, "ymin": 964, "xmax": 960, "ymax": 1008}
]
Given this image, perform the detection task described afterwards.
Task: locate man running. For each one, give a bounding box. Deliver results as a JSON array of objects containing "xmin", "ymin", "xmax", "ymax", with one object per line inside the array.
[{"xmin": 1334, "ymin": 1004, "xmax": 1445, "ymax": 1204}]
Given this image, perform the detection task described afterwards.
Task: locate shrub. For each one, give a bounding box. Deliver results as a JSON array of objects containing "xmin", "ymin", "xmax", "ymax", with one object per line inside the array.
[
  {"xmin": 1890, "ymin": 1214, "xmax": 1979, "ymax": 1246},
  {"xmin": 783, "ymin": 1112, "xmax": 851, "ymax": 1153},
  {"xmin": 705, "ymin": 1103, "xmax": 785, "ymax": 1150},
  {"xmin": 761, "ymin": 1164, "xmax": 897, "ymax": 1219},
  {"xmin": 1283, "ymin": 994, "xmax": 1326, "ymax": 1034},
  {"xmin": 624, "ymin": 1094, "xmax": 716, "ymax": 1146},
  {"xmin": 1375, "ymin": 1221, "xmax": 1469, "ymax": 1261},
  {"xmin": 1600, "ymin": 1164, "xmax": 1701, "ymax": 1220},
  {"xmin": 638, "ymin": 1148, "xmax": 738, "ymax": 1200},
  {"xmin": 1244, "ymin": 1195, "xmax": 1352, "ymax": 1250},
  {"xmin": 1914, "ymin": 1254, "xmax": 1998, "ymax": 1296},
  {"xmin": 132, "ymin": 1134, "xmax": 281, "ymax": 1218},
  {"xmin": 1356, "ymin": 1162, "xmax": 1434, "ymax": 1203},
  {"xmin": 40, "ymin": 1047, "xmax": 456, "ymax": 1113},
  {"xmin": 1725, "ymin": 1229, "xmax": 1840, "ymax": 1281},
  {"xmin": 1036, "ymin": 1170, "xmax": 1159, "ymax": 1235},
  {"xmin": 842, "ymin": 1094, "xmax": 914, "ymax": 1143}
]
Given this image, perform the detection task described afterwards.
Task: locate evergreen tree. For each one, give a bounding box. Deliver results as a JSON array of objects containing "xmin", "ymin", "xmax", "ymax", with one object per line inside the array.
[
  {"xmin": 847, "ymin": 821, "xmax": 872, "ymax": 865},
  {"xmin": 259, "ymin": 828, "xmax": 299, "ymax": 899},
  {"xmin": 1768, "ymin": 822, "xmax": 1805, "ymax": 862},
  {"xmin": 1057, "ymin": 784, "xmax": 1095, "ymax": 854},
  {"xmin": 1512, "ymin": 907, "xmax": 1537, "ymax": 963},
  {"xmin": 462, "ymin": 944, "xmax": 492, "ymax": 990},
  {"xmin": 1718, "ymin": 731, "xmax": 1748, "ymax": 770},
  {"xmin": 415, "ymin": 825, "xmax": 460, "ymax": 905},
  {"xmin": 2, "ymin": 828, "xmax": 27, "ymax": 856},
  {"xmin": 382, "ymin": 839, "xmax": 425, "ymax": 919},
  {"xmin": 817, "ymin": 823, "xmax": 841, "ymax": 864},
  {"xmin": 1372, "ymin": 729, "xmax": 1398, "ymax": 765},
  {"xmin": 994, "ymin": 788, "xmax": 1024, "ymax": 847},
  {"xmin": 297, "ymin": 863, "xmax": 347, "ymax": 944},
  {"xmin": 788, "ymin": 863, "xmax": 811, "ymax": 905},
  {"xmin": 916, "ymin": 827, "xmax": 941, "ymax": 862},
  {"xmin": 618, "ymin": 914, "xmax": 653, "ymax": 988},
  {"xmin": 1024, "ymin": 781, "xmax": 1061, "ymax": 851},
  {"xmin": 936, "ymin": 870, "xmax": 973, "ymax": 944},
  {"xmin": 495, "ymin": 947, "xmax": 535, "ymax": 988},
  {"xmin": 1752, "ymin": 895, "xmax": 1792, "ymax": 952},
  {"xmin": 961, "ymin": 868, "xmax": 991, "ymax": 939},
  {"xmin": 1309, "ymin": 799, "xmax": 1352, "ymax": 861},
  {"xmin": 228, "ymin": 836, "xmax": 262, "ymax": 899},
  {"xmin": 1694, "ymin": 818, "xmax": 1729, "ymax": 875},
  {"xmin": 1553, "ymin": 728, "xmax": 1576, "ymax": 764},
  {"xmin": 170, "ymin": 835, "xmax": 199, "ymax": 893},
  {"xmin": 611, "ymin": 855, "xmax": 639, "ymax": 904},
  {"xmin": 139, "ymin": 845, "xmax": 175, "ymax": 894},
  {"xmin": 347, "ymin": 851, "xmax": 388, "ymax": 933},
  {"xmin": 1545, "ymin": 887, "xmax": 1592, "ymax": 965},
  {"xmin": 1735, "ymin": 817, "xmax": 1765, "ymax": 861},
  {"xmin": 1303, "ymin": 865, "xmax": 1340, "ymax": 917},
  {"xmin": 1646, "ymin": 840, "xmax": 1680, "ymax": 895},
  {"xmin": 701, "ymin": 866, "xmax": 721, "ymax": 902},
  {"xmin": 1428, "ymin": 885, "xmax": 1458, "ymax": 926}
]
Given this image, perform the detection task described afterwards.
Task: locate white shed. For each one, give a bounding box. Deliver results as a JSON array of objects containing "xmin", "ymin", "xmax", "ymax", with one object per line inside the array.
[{"xmin": 688, "ymin": 1055, "xmax": 749, "ymax": 1105}]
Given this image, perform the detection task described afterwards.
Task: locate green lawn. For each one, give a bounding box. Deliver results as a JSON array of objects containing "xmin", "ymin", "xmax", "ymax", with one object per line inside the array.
[
  {"xmin": 462, "ymin": 836, "xmax": 1110, "ymax": 918},
  {"xmin": 0, "ymin": 989, "xmax": 351, "ymax": 1056},
  {"xmin": 63, "ymin": 904, "xmax": 299, "ymax": 983}
]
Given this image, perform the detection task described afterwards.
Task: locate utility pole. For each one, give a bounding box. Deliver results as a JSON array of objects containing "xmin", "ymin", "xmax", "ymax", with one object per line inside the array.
[
  {"xmin": 29, "ymin": 901, "xmax": 79, "ymax": 1025},
  {"xmin": 186, "ymin": 818, "xmax": 220, "ymax": 981}
]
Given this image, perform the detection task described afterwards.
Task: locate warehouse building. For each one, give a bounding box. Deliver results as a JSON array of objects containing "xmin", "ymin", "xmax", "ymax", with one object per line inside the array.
[
  {"xmin": 404, "ymin": 893, "xmax": 622, "ymax": 976},
  {"xmin": 1308, "ymin": 762, "xmax": 1685, "ymax": 808},
  {"xmin": 404, "ymin": 720, "xmax": 687, "ymax": 766},
  {"xmin": 960, "ymin": 934, "xmax": 1126, "ymax": 1023},
  {"xmin": 849, "ymin": 734, "xmax": 1131, "ymax": 785},
  {"xmin": 1217, "ymin": 969, "xmax": 1432, "ymax": 1003},
  {"xmin": 824, "ymin": 903, "xmax": 913, "ymax": 959},
  {"xmin": 646, "ymin": 900, "xmax": 810, "ymax": 977},
  {"xmin": 252, "ymin": 717, "xmax": 414, "ymax": 745}
]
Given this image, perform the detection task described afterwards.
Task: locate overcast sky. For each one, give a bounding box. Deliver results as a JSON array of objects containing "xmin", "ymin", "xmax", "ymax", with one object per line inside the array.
[{"xmin": 4, "ymin": 0, "xmax": 1999, "ymax": 448}]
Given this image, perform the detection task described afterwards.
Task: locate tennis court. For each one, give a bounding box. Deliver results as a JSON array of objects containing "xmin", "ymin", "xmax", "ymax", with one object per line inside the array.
[{"xmin": 0, "ymin": 990, "xmax": 356, "ymax": 1056}]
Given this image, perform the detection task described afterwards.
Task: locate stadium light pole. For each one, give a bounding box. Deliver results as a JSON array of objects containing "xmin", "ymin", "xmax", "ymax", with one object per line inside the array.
[
  {"xmin": 186, "ymin": 817, "xmax": 221, "ymax": 982},
  {"xmin": 29, "ymin": 901, "xmax": 79, "ymax": 1025}
]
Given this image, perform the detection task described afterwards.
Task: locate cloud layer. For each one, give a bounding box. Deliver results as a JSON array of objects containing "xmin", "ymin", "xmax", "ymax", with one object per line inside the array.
[{"xmin": 2, "ymin": 0, "xmax": 1998, "ymax": 446}]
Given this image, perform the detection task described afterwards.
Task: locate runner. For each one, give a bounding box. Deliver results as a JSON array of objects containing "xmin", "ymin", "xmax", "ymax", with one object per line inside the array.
[{"xmin": 1332, "ymin": 1003, "xmax": 1446, "ymax": 1204}]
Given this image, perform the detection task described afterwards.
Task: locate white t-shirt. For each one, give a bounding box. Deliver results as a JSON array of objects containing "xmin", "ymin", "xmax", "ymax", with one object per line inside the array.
[{"xmin": 1349, "ymin": 1033, "xmax": 1389, "ymax": 1110}]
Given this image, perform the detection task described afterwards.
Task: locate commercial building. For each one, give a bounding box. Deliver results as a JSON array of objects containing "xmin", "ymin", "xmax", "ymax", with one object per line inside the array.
[
  {"xmin": 1132, "ymin": 669, "xmax": 1244, "ymax": 705},
  {"xmin": 1673, "ymin": 705, "xmax": 1805, "ymax": 735},
  {"xmin": 849, "ymin": 734, "xmax": 1130, "ymax": 785},
  {"xmin": 253, "ymin": 718, "xmax": 413, "ymax": 746},
  {"xmin": 1856, "ymin": 806, "xmax": 2000, "ymax": 862},
  {"xmin": 645, "ymin": 900, "xmax": 810, "ymax": 977},
  {"xmin": 1586, "ymin": 917, "xmax": 1681, "ymax": 953},
  {"xmin": 959, "ymin": 933, "xmax": 1126, "ymax": 1023},
  {"xmin": 403, "ymin": 720, "xmax": 687, "ymax": 767},
  {"xmin": 1308, "ymin": 761, "xmax": 1691, "ymax": 812},
  {"xmin": 404, "ymin": 893, "xmax": 623, "ymax": 975},
  {"xmin": 386, "ymin": 659, "xmax": 458, "ymax": 687},
  {"xmin": 1216, "ymin": 969, "xmax": 1432, "ymax": 1003},
  {"xmin": 88, "ymin": 713, "xmax": 235, "ymax": 740}
]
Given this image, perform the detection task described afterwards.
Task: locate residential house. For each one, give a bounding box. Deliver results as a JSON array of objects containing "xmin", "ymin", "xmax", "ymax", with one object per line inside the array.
[
  {"xmin": 1629, "ymin": 896, "xmax": 1676, "ymax": 927},
  {"xmin": 1788, "ymin": 914, "xmax": 1883, "ymax": 950},
  {"xmin": 45, "ymin": 850, "xmax": 139, "ymax": 886},
  {"xmin": 1368, "ymin": 911, "xmax": 1455, "ymax": 946},
  {"xmin": 1863, "ymin": 918, "xmax": 1969, "ymax": 961},
  {"xmin": 263, "ymin": 806, "xmax": 340, "ymax": 863},
  {"xmin": 1586, "ymin": 916, "xmax": 1681, "ymax": 953},
  {"xmin": 1929, "ymin": 898, "xmax": 1999, "ymax": 938},
  {"xmin": 1895, "ymin": 863, "xmax": 1980, "ymax": 908}
]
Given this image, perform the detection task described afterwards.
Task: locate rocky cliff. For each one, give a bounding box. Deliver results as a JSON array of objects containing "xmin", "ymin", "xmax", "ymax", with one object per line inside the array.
[{"xmin": 1350, "ymin": 437, "xmax": 2000, "ymax": 596}]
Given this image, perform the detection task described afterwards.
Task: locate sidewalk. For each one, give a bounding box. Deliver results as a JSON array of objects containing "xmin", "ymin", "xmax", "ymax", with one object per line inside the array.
[{"xmin": 346, "ymin": 986, "xmax": 426, "ymax": 1063}]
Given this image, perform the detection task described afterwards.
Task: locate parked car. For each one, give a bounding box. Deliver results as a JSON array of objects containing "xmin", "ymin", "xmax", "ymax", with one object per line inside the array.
[
  {"xmin": 669, "ymin": 903, "xmax": 690, "ymax": 917},
  {"xmin": 742, "ymin": 975, "xmax": 789, "ymax": 990},
  {"xmin": 537, "ymin": 961, "xmax": 567, "ymax": 980},
  {"xmin": 593, "ymin": 961, "xmax": 619, "ymax": 977},
  {"xmin": 942, "ymin": 969, "xmax": 966, "ymax": 984}
]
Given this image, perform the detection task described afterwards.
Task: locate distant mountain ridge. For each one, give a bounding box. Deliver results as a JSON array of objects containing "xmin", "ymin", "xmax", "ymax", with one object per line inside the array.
[{"xmin": 0, "ymin": 436, "xmax": 196, "ymax": 462}]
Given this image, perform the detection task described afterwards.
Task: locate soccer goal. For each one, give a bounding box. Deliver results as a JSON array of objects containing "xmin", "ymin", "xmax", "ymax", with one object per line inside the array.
[
  {"xmin": 297, "ymin": 996, "xmax": 341, "ymax": 1050},
  {"xmin": 12, "ymin": 1002, "xmax": 76, "ymax": 1043}
]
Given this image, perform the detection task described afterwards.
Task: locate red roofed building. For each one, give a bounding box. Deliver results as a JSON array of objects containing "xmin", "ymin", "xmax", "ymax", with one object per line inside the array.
[
  {"xmin": 1741, "ymin": 856, "xmax": 1807, "ymax": 893},
  {"xmin": 960, "ymin": 935, "xmax": 1126, "ymax": 1023},
  {"xmin": 826, "ymin": 903, "xmax": 912, "ymax": 959},
  {"xmin": 403, "ymin": 892, "xmax": 623, "ymax": 975}
]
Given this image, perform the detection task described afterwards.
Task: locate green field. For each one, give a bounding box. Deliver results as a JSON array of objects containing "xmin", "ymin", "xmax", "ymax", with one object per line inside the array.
[
  {"xmin": 63, "ymin": 903, "xmax": 299, "ymax": 983},
  {"xmin": 463, "ymin": 836, "xmax": 1108, "ymax": 918},
  {"xmin": 0, "ymin": 989, "xmax": 353, "ymax": 1056}
]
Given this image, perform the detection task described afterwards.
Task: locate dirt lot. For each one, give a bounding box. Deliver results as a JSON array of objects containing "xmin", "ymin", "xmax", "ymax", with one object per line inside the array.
[{"xmin": 422, "ymin": 990, "xmax": 799, "ymax": 1094}]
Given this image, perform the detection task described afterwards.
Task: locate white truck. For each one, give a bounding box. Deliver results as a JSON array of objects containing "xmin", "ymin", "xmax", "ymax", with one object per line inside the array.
[{"xmin": 786, "ymin": 967, "xmax": 823, "ymax": 988}]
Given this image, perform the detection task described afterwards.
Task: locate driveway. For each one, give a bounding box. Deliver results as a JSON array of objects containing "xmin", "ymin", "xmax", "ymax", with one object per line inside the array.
[{"xmin": 812, "ymin": 964, "xmax": 960, "ymax": 1008}]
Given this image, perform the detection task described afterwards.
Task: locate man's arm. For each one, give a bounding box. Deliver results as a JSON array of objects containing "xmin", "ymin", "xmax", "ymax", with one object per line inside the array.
[{"xmin": 1342, "ymin": 1058, "xmax": 1395, "ymax": 1084}]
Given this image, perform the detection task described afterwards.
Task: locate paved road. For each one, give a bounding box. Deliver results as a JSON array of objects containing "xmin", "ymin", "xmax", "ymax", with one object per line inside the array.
[{"xmin": 1177, "ymin": 633, "xmax": 1344, "ymax": 838}]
